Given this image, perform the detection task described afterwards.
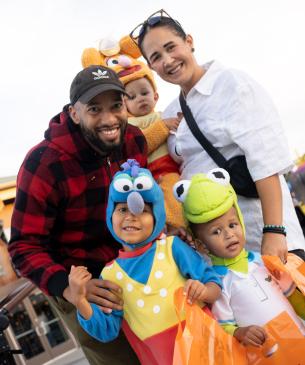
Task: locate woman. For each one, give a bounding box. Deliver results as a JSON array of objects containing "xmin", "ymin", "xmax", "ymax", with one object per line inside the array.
[{"xmin": 130, "ymin": 9, "xmax": 305, "ymax": 262}]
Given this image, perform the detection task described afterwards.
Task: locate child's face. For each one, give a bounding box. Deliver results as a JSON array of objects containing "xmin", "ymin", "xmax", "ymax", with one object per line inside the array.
[
  {"xmin": 112, "ymin": 202, "xmax": 154, "ymax": 246},
  {"xmin": 125, "ymin": 78, "xmax": 158, "ymax": 117},
  {"xmin": 192, "ymin": 207, "xmax": 245, "ymax": 259}
]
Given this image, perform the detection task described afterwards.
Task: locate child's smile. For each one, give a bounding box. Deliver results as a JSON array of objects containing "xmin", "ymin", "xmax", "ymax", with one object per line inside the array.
[{"xmin": 112, "ymin": 203, "xmax": 154, "ymax": 245}]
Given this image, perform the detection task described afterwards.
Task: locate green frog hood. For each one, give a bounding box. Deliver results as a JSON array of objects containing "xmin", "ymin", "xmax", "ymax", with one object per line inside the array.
[{"xmin": 173, "ymin": 168, "xmax": 245, "ymax": 235}]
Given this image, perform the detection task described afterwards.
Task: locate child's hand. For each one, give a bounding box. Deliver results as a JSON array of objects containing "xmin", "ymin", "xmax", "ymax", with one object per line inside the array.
[
  {"xmin": 234, "ymin": 325, "xmax": 267, "ymax": 347},
  {"xmin": 184, "ymin": 279, "xmax": 207, "ymax": 304},
  {"xmin": 68, "ymin": 265, "xmax": 92, "ymax": 306},
  {"xmin": 163, "ymin": 117, "xmax": 180, "ymax": 132}
]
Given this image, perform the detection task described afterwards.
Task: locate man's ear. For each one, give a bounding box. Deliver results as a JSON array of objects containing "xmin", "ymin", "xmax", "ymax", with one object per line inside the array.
[
  {"xmin": 68, "ymin": 104, "xmax": 80, "ymax": 125},
  {"xmin": 154, "ymin": 92, "xmax": 159, "ymax": 102}
]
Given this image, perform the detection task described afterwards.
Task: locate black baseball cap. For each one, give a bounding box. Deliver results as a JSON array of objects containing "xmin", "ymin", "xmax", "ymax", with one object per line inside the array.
[{"xmin": 70, "ymin": 65, "xmax": 127, "ymax": 105}]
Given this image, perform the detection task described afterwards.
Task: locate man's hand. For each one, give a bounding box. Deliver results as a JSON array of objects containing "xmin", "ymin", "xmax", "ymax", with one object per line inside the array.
[
  {"xmin": 261, "ymin": 233, "xmax": 288, "ymax": 264},
  {"xmin": 85, "ymin": 278, "xmax": 123, "ymax": 313},
  {"xmin": 234, "ymin": 325, "xmax": 267, "ymax": 347}
]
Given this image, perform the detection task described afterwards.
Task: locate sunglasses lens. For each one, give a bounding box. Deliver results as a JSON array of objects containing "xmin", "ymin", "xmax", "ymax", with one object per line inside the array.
[{"xmin": 147, "ymin": 15, "xmax": 162, "ymax": 26}]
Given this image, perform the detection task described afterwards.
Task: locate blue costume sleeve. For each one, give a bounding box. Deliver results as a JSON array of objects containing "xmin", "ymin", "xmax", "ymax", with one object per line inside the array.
[
  {"xmin": 172, "ymin": 236, "xmax": 222, "ymax": 288},
  {"xmin": 77, "ymin": 303, "xmax": 123, "ymax": 342}
]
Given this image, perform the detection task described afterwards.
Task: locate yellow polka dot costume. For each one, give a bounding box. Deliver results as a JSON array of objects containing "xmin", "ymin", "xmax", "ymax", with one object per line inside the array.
[{"xmin": 77, "ymin": 160, "xmax": 221, "ymax": 365}]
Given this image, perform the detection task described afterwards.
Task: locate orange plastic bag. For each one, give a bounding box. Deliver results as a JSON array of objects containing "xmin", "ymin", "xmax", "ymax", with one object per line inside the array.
[
  {"xmin": 246, "ymin": 311, "xmax": 305, "ymax": 365},
  {"xmin": 172, "ymin": 287, "xmax": 248, "ymax": 365},
  {"xmin": 262, "ymin": 253, "xmax": 305, "ymax": 295}
]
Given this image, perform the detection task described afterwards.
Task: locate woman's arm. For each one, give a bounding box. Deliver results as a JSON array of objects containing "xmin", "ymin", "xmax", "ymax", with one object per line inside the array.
[{"xmin": 255, "ymin": 174, "xmax": 288, "ymax": 262}]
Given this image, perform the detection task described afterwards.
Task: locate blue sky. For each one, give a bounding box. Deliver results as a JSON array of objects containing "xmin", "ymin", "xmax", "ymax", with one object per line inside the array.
[{"xmin": 1, "ymin": 0, "xmax": 305, "ymax": 177}]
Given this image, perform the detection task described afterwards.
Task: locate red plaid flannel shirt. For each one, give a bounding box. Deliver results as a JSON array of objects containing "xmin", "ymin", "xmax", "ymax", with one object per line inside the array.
[{"xmin": 9, "ymin": 107, "xmax": 147, "ymax": 296}]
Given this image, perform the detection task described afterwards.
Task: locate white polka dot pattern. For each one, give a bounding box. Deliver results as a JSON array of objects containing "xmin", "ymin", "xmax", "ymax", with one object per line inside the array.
[
  {"xmin": 126, "ymin": 283, "xmax": 133, "ymax": 292},
  {"xmin": 157, "ymin": 253, "xmax": 165, "ymax": 260},
  {"xmin": 155, "ymin": 270, "xmax": 163, "ymax": 279},
  {"xmin": 153, "ymin": 305, "xmax": 160, "ymax": 314},
  {"xmin": 137, "ymin": 299, "xmax": 144, "ymax": 308},
  {"xmin": 143, "ymin": 285, "xmax": 152, "ymax": 294},
  {"xmin": 159, "ymin": 288, "xmax": 167, "ymax": 297},
  {"xmin": 116, "ymin": 271, "xmax": 123, "ymax": 280}
]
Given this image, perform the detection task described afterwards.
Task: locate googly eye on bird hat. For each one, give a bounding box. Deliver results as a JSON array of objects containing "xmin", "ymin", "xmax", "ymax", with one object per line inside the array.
[
  {"xmin": 106, "ymin": 159, "xmax": 166, "ymax": 248},
  {"xmin": 173, "ymin": 168, "xmax": 245, "ymax": 234}
]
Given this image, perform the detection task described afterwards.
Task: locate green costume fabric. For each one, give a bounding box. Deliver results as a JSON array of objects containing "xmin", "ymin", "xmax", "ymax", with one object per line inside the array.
[
  {"xmin": 210, "ymin": 249, "xmax": 249, "ymax": 274},
  {"xmin": 174, "ymin": 170, "xmax": 245, "ymax": 235}
]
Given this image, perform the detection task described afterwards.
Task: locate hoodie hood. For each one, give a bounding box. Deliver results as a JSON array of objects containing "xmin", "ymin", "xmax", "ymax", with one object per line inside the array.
[
  {"xmin": 44, "ymin": 105, "xmax": 101, "ymax": 162},
  {"xmin": 106, "ymin": 159, "xmax": 166, "ymax": 249}
]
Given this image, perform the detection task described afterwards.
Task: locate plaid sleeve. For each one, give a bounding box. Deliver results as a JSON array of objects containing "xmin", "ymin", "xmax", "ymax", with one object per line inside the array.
[
  {"xmin": 9, "ymin": 149, "xmax": 69, "ymax": 297},
  {"xmin": 125, "ymin": 124, "xmax": 148, "ymax": 168}
]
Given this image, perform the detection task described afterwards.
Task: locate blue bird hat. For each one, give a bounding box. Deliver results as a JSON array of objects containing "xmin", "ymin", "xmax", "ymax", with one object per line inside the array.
[{"xmin": 106, "ymin": 159, "xmax": 166, "ymax": 249}]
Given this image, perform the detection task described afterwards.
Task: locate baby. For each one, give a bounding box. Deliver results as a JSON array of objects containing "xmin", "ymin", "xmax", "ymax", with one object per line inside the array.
[
  {"xmin": 174, "ymin": 168, "xmax": 305, "ymax": 348},
  {"xmin": 123, "ymin": 63, "xmax": 185, "ymax": 229}
]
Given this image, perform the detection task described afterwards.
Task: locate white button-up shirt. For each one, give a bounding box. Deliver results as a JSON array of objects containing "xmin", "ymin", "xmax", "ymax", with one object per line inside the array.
[
  {"xmin": 212, "ymin": 258, "xmax": 305, "ymax": 334},
  {"xmin": 164, "ymin": 60, "xmax": 305, "ymax": 252}
]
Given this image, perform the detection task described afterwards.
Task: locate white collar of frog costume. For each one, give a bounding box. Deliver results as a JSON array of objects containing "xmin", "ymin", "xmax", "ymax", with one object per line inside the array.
[{"xmin": 106, "ymin": 159, "xmax": 166, "ymax": 250}]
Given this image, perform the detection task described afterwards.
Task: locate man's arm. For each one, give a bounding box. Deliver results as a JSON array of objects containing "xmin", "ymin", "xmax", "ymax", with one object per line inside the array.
[{"xmin": 8, "ymin": 155, "xmax": 68, "ymax": 296}]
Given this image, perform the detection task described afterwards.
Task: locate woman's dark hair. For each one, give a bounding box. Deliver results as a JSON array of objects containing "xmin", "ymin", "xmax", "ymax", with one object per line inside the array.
[{"xmin": 138, "ymin": 17, "xmax": 187, "ymax": 60}]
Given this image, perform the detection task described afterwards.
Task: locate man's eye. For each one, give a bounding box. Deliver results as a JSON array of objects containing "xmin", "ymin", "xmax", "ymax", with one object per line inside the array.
[
  {"xmin": 113, "ymin": 102, "xmax": 123, "ymax": 110},
  {"xmin": 88, "ymin": 106, "xmax": 98, "ymax": 113}
]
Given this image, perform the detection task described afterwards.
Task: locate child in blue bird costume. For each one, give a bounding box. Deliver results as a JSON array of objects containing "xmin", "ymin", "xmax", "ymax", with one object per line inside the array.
[{"xmin": 67, "ymin": 159, "xmax": 222, "ymax": 365}]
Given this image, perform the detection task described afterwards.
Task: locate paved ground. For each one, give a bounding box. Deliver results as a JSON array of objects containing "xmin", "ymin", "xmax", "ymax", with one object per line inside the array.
[{"xmin": 43, "ymin": 348, "xmax": 89, "ymax": 365}]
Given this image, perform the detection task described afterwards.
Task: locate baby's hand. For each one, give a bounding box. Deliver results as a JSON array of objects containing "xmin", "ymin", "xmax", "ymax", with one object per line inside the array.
[
  {"xmin": 234, "ymin": 325, "xmax": 267, "ymax": 347},
  {"xmin": 68, "ymin": 265, "xmax": 92, "ymax": 305},
  {"xmin": 184, "ymin": 279, "xmax": 207, "ymax": 304},
  {"xmin": 163, "ymin": 117, "xmax": 180, "ymax": 132}
]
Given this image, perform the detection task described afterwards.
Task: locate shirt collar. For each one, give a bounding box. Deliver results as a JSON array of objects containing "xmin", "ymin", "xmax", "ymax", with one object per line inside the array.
[{"xmin": 189, "ymin": 60, "xmax": 224, "ymax": 97}]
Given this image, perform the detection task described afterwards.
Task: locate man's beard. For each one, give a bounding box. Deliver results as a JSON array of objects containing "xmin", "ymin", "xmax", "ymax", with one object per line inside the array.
[{"xmin": 79, "ymin": 120, "xmax": 127, "ymax": 156}]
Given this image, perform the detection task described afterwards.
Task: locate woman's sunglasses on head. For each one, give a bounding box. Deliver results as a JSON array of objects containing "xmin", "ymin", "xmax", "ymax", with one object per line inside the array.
[{"xmin": 130, "ymin": 9, "xmax": 183, "ymax": 43}]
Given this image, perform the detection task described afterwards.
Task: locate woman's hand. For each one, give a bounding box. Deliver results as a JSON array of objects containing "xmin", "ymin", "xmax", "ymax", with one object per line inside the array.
[
  {"xmin": 163, "ymin": 117, "xmax": 181, "ymax": 132},
  {"xmin": 261, "ymin": 232, "xmax": 288, "ymax": 264}
]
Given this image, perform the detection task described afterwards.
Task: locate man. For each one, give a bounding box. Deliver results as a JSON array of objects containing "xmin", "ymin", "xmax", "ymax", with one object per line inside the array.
[{"xmin": 9, "ymin": 65, "xmax": 147, "ymax": 365}]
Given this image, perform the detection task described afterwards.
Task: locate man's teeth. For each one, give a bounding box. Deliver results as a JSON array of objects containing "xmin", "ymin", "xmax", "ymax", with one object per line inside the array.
[{"xmin": 100, "ymin": 128, "xmax": 118, "ymax": 135}]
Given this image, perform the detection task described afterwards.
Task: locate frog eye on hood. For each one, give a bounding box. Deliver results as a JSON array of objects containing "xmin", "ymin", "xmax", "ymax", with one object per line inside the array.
[
  {"xmin": 207, "ymin": 168, "xmax": 230, "ymax": 186},
  {"xmin": 133, "ymin": 175, "xmax": 153, "ymax": 191},
  {"xmin": 113, "ymin": 177, "xmax": 133, "ymax": 193},
  {"xmin": 173, "ymin": 180, "xmax": 191, "ymax": 203},
  {"xmin": 106, "ymin": 57, "xmax": 119, "ymax": 68}
]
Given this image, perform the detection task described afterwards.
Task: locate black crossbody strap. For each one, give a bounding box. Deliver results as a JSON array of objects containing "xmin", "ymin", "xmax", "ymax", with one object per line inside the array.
[{"xmin": 179, "ymin": 92, "xmax": 227, "ymax": 168}]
